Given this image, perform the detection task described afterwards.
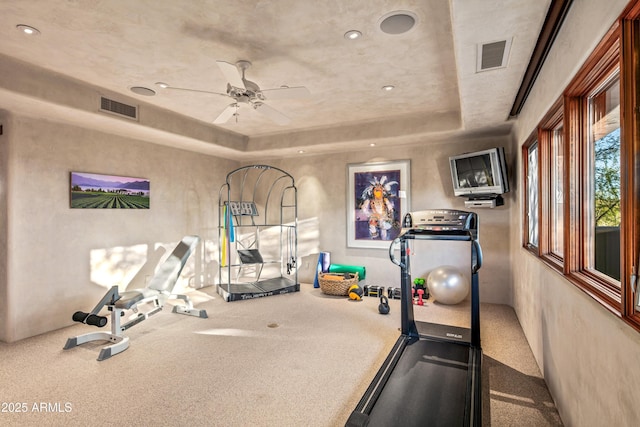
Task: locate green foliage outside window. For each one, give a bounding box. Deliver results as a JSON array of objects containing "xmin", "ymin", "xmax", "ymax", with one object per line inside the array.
[{"xmin": 594, "ymin": 128, "xmax": 621, "ymax": 227}]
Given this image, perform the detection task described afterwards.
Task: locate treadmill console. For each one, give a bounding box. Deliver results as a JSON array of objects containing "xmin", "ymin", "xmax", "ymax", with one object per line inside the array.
[{"xmin": 402, "ymin": 209, "xmax": 477, "ymax": 235}]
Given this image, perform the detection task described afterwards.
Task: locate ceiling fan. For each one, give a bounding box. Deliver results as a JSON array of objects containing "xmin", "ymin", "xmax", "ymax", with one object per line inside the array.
[{"xmin": 160, "ymin": 60, "xmax": 310, "ymax": 125}]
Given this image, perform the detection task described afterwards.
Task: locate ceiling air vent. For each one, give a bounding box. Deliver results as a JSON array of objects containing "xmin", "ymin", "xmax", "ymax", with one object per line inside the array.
[
  {"xmin": 99, "ymin": 96, "xmax": 138, "ymax": 120},
  {"xmin": 477, "ymin": 38, "xmax": 512, "ymax": 72}
]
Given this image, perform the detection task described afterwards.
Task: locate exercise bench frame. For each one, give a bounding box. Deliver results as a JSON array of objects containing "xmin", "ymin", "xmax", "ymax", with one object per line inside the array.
[{"xmin": 63, "ymin": 235, "xmax": 207, "ymax": 361}]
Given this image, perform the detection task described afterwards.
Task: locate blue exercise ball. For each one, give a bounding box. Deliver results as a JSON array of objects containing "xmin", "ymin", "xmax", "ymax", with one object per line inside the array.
[{"xmin": 427, "ymin": 265, "xmax": 469, "ymax": 305}]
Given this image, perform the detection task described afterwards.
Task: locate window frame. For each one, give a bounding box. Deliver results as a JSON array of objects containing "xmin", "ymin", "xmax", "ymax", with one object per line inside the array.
[
  {"xmin": 522, "ymin": 1, "xmax": 640, "ymax": 330},
  {"xmin": 538, "ymin": 98, "xmax": 565, "ymax": 272},
  {"xmin": 621, "ymin": 13, "xmax": 640, "ymax": 321},
  {"xmin": 522, "ymin": 133, "xmax": 539, "ymax": 253},
  {"xmin": 564, "ymin": 25, "xmax": 622, "ymax": 313}
]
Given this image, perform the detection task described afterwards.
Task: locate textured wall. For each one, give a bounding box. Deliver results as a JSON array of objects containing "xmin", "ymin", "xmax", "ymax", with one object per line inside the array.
[
  {"xmin": 511, "ymin": 0, "xmax": 640, "ymax": 425},
  {"xmin": 0, "ymin": 110, "xmax": 8, "ymax": 340},
  {"xmin": 258, "ymin": 134, "xmax": 514, "ymax": 305},
  {"xmin": 1, "ymin": 112, "xmax": 513, "ymax": 343},
  {"xmin": 1, "ymin": 116, "xmax": 236, "ymax": 342}
]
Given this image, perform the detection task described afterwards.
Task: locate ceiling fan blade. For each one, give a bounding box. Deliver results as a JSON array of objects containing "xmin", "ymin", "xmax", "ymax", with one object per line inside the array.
[
  {"xmin": 216, "ymin": 60, "xmax": 245, "ymax": 89},
  {"xmin": 261, "ymin": 86, "xmax": 310, "ymax": 100},
  {"xmin": 163, "ymin": 85, "xmax": 228, "ymax": 97},
  {"xmin": 213, "ymin": 103, "xmax": 239, "ymax": 124},
  {"xmin": 253, "ymin": 102, "xmax": 290, "ymax": 125}
]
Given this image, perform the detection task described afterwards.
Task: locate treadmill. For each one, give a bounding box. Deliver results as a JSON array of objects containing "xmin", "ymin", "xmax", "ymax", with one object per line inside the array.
[{"xmin": 346, "ymin": 209, "xmax": 483, "ymax": 427}]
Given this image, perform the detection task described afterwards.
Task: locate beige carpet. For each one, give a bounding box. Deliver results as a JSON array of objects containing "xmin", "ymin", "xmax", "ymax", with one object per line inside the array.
[{"xmin": 0, "ymin": 284, "xmax": 562, "ymax": 426}]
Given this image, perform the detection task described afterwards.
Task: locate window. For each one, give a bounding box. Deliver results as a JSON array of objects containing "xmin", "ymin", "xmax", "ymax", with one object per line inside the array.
[
  {"xmin": 523, "ymin": 139, "xmax": 539, "ymax": 249},
  {"xmin": 565, "ymin": 33, "xmax": 621, "ymax": 309},
  {"xmin": 523, "ymin": 2, "xmax": 640, "ymax": 330},
  {"xmin": 588, "ymin": 74, "xmax": 621, "ymax": 281},
  {"xmin": 536, "ymin": 99, "xmax": 564, "ymax": 269},
  {"xmin": 550, "ymin": 123, "xmax": 564, "ymax": 257}
]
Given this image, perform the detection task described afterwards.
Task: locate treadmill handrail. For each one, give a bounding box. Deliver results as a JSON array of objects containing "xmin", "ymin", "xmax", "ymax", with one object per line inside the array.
[
  {"xmin": 388, "ymin": 238, "xmax": 404, "ymax": 268},
  {"xmin": 472, "ymin": 240, "xmax": 482, "ymax": 273},
  {"xmin": 397, "ymin": 228, "xmax": 482, "ymax": 272}
]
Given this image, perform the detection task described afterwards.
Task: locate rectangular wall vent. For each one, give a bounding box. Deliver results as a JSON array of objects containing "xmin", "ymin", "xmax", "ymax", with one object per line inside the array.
[
  {"xmin": 99, "ymin": 96, "xmax": 138, "ymax": 120},
  {"xmin": 477, "ymin": 38, "xmax": 512, "ymax": 72}
]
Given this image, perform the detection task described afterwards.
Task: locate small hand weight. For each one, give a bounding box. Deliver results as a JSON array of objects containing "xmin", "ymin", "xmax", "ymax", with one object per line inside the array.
[{"xmin": 378, "ymin": 296, "xmax": 390, "ymax": 314}]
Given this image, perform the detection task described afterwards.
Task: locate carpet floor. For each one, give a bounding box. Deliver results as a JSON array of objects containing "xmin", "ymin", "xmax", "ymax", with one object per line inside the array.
[{"xmin": 0, "ymin": 284, "xmax": 562, "ymax": 426}]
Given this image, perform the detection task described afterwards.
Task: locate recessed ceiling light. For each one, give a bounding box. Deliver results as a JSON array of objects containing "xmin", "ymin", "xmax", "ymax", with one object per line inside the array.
[
  {"xmin": 344, "ymin": 30, "xmax": 362, "ymax": 40},
  {"xmin": 16, "ymin": 24, "xmax": 40, "ymax": 35},
  {"xmin": 382, "ymin": 85, "xmax": 395, "ymax": 91},
  {"xmin": 155, "ymin": 82, "xmax": 169, "ymax": 89},
  {"xmin": 130, "ymin": 86, "xmax": 156, "ymax": 96},
  {"xmin": 370, "ymin": 143, "xmax": 376, "ymax": 147},
  {"xmin": 378, "ymin": 11, "xmax": 417, "ymax": 35},
  {"xmin": 298, "ymin": 150, "xmax": 305, "ymax": 154}
]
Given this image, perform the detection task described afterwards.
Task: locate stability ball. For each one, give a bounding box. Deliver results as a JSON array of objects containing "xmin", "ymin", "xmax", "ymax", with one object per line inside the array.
[{"xmin": 427, "ymin": 266, "xmax": 469, "ymax": 305}]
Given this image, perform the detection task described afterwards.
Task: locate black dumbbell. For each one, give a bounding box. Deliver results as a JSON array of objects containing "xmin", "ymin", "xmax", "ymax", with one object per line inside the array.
[
  {"xmin": 364, "ymin": 285, "xmax": 384, "ymax": 297},
  {"xmin": 387, "ymin": 287, "xmax": 401, "ymax": 300},
  {"xmin": 369, "ymin": 286, "xmax": 384, "ymax": 297}
]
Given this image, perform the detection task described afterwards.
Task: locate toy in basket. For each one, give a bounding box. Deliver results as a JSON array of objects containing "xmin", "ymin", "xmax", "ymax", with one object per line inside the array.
[{"xmin": 318, "ymin": 272, "xmax": 360, "ymax": 296}]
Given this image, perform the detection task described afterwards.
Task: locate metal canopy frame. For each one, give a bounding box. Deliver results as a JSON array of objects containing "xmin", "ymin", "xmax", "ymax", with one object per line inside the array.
[{"xmin": 218, "ymin": 165, "xmax": 299, "ymax": 301}]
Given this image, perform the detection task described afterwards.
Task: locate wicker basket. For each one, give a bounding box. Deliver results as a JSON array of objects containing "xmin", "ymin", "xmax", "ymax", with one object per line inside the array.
[{"xmin": 318, "ymin": 272, "xmax": 359, "ymax": 296}]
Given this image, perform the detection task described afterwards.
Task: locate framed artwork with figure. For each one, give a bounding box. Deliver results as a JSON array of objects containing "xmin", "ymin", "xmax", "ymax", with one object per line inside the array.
[{"xmin": 347, "ymin": 160, "xmax": 410, "ymax": 249}]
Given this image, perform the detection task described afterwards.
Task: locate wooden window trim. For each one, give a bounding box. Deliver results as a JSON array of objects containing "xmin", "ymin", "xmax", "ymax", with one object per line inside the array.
[
  {"xmin": 564, "ymin": 25, "xmax": 623, "ymax": 315},
  {"xmin": 538, "ymin": 97, "xmax": 564, "ymax": 272},
  {"xmin": 565, "ymin": 24, "xmax": 620, "ymax": 97},
  {"xmin": 621, "ymin": 15, "xmax": 640, "ymax": 327},
  {"xmin": 521, "ymin": 1, "xmax": 640, "ymax": 331}
]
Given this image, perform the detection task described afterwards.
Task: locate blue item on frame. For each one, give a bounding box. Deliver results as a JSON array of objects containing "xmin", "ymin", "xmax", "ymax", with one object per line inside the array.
[
  {"xmin": 313, "ymin": 252, "xmax": 331, "ymax": 288},
  {"xmin": 321, "ymin": 251, "xmax": 331, "ymax": 273}
]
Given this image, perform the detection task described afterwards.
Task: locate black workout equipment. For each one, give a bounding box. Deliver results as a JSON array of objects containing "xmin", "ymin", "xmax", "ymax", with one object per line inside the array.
[
  {"xmin": 363, "ymin": 285, "xmax": 385, "ymax": 297},
  {"xmin": 387, "ymin": 287, "xmax": 401, "ymax": 300},
  {"xmin": 72, "ymin": 311, "xmax": 108, "ymax": 327},
  {"xmin": 346, "ymin": 209, "xmax": 483, "ymax": 427},
  {"xmin": 348, "ymin": 284, "xmax": 364, "ymax": 301},
  {"xmin": 378, "ymin": 296, "xmax": 390, "ymax": 314}
]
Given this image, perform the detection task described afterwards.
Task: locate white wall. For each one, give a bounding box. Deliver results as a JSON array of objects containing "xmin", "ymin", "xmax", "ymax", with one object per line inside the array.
[
  {"xmin": 0, "ymin": 108, "xmax": 514, "ymax": 343},
  {"xmin": 0, "ymin": 113, "xmax": 237, "ymax": 342},
  {"xmin": 511, "ymin": 0, "xmax": 640, "ymax": 425},
  {"xmin": 261, "ymin": 135, "xmax": 514, "ymax": 305},
  {"xmin": 0, "ymin": 110, "xmax": 8, "ymax": 337}
]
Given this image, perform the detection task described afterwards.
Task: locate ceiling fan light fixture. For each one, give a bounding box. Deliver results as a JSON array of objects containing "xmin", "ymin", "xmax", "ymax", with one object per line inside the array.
[
  {"xmin": 17, "ymin": 24, "xmax": 40, "ymax": 35},
  {"xmin": 344, "ymin": 30, "xmax": 362, "ymax": 40},
  {"xmin": 160, "ymin": 59, "xmax": 307, "ymax": 125}
]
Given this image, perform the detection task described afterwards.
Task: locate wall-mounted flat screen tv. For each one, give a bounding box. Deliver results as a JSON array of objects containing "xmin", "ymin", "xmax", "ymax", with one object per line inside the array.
[{"xmin": 449, "ymin": 147, "xmax": 509, "ymax": 197}]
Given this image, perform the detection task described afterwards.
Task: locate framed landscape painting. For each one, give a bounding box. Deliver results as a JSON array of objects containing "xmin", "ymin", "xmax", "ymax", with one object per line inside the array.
[
  {"xmin": 347, "ymin": 160, "xmax": 410, "ymax": 249},
  {"xmin": 70, "ymin": 172, "xmax": 150, "ymax": 209}
]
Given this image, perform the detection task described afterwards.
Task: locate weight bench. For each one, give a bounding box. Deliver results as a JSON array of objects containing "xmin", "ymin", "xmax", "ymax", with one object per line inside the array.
[{"xmin": 63, "ymin": 235, "xmax": 207, "ymax": 361}]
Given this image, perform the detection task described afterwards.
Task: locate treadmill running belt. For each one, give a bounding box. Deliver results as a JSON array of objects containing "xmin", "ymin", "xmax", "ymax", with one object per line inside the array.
[{"xmin": 367, "ymin": 338, "xmax": 471, "ymax": 427}]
